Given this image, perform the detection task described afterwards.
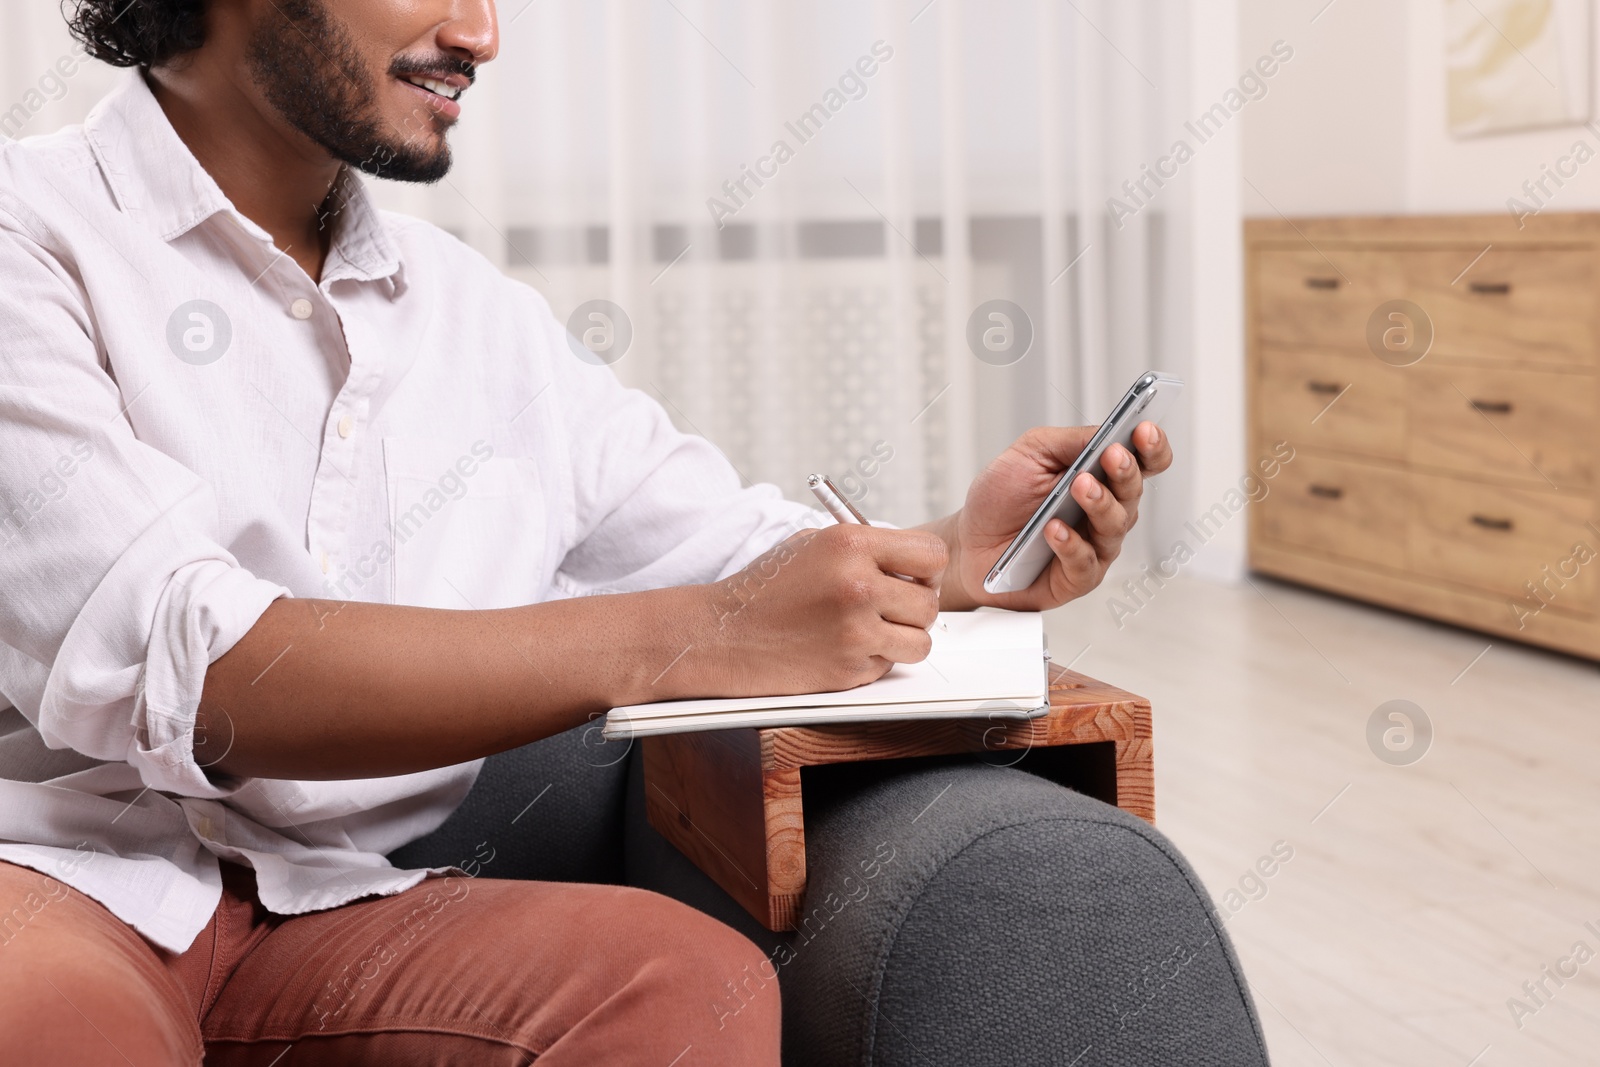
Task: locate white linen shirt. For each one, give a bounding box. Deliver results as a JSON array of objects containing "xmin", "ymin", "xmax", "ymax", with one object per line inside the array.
[{"xmin": 0, "ymin": 72, "xmax": 817, "ymax": 954}]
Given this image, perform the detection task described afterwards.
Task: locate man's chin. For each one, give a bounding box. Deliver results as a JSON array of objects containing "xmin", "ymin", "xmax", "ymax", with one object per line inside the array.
[{"xmin": 350, "ymin": 143, "xmax": 453, "ymax": 184}]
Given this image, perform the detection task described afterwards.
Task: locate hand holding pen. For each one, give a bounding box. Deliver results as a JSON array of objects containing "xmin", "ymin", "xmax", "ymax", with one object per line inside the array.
[{"xmin": 808, "ymin": 474, "xmax": 933, "ymax": 596}]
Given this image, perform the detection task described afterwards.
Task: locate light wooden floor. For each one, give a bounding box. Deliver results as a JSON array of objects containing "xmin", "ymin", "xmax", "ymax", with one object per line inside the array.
[{"xmin": 1044, "ymin": 572, "xmax": 1600, "ymax": 1066}]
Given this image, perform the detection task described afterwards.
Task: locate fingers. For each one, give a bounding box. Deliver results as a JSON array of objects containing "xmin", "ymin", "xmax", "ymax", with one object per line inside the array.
[
  {"xmin": 1036, "ymin": 517, "xmax": 1099, "ymax": 596},
  {"xmin": 1131, "ymin": 421, "xmax": 1173, "ymax": 474},
  {"xmin": 872, "ymin": 622, "xmax": 935, "ymax": 665},
  {"xmin": 1069, "ymin": 470, "xmax": 1131, "ymax": 561},
  {"xmin": 1010, "ymin": 422, "xmax": 1171, "ymax": 480},
  {"xmin": 1100, "ymin": 441, "xmax": 1144, "ymax": 507},
  {"xmin": 872, "ymin": 570, "xmax": 941, "ymax": 629},
  {"xmin": 1012, "ymin": 425, "xmax": 1096, "ymax": 474},
  {"xmin": 1031, "ymin": 464, "xmax": 1134, "ymax": 601},
  {"xmin": 837, "ymin": 529, "xmax": 941, "ymax": 665}
]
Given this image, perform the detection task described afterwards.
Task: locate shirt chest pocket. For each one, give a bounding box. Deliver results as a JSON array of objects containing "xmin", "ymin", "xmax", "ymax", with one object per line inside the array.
[{"xmin": 383, "ymin": 437, "xmax": 549, "ymax": 609}]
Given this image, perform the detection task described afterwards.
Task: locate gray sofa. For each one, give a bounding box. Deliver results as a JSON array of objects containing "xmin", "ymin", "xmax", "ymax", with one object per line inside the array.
[{"xmin": 389, "ymin": 722, "xmax": 1269, "ymax": 1066}]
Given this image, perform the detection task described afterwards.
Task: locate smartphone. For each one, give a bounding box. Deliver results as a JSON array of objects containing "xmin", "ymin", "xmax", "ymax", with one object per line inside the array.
[{"xmin": 982, "ymin": 371, "xmax": 1183, "ymax": 596}]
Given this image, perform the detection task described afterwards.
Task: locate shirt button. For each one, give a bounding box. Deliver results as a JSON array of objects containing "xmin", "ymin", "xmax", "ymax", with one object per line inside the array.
[
  {"xmin": 337, "ymin": 415, "xmax": 354, "ymax": 439},
  {"xmin": 320, "ymin": 551, "xmax": 330, "ymax": 574},
  {"xmin": 291, "ymin": 298, "xmax": 314, "ymax": 320}
]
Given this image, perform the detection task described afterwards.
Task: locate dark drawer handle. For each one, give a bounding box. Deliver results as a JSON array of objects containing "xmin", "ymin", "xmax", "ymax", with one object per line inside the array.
[
  {"xmin": 1470, "ymin": 514, "xmax": 1514, "ymax": 532},
  {"xmin": 1306, "ymin": 380, "xmax": 1344, "ymax": 395},
  {"xmin": 1469, "ymin": 399, "xmax": 1513, "ymax": 415},
  {"xmin": 1308, "ymin": 484, "xmax": 1344, "ymax": 500},
  {"xmin": 1304, "ymin": 277, "xmax": 1341, "ymax": 290},
  {"xmin": 1469, "ymin": 281, "xmax": 1512, "ymax": 295}
]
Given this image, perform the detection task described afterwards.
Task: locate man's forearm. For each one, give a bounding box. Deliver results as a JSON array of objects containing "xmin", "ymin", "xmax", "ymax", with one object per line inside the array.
[
  {"xmin": 198, "ymin": 587, "xmax": 711, "ymax": 781},
  {"xmin": 198, "ymin": 524, "xmax": 950, "ymax": 782}
]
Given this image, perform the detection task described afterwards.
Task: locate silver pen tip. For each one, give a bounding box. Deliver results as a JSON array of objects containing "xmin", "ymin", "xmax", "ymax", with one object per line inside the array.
[{"xmin": 806, "ymin": 473, "xmax": 824, "ymax": 488}]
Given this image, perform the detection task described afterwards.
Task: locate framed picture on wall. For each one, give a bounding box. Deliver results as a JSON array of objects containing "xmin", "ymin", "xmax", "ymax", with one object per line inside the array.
[{"xmin": 1446, "ymin": 0, "xmax": 1592, "ymax": 136}]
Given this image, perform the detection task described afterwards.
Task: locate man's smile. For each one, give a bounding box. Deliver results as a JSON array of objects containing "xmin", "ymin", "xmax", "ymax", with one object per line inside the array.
[{"xmin": 397, "ymin": 69, "xmax": 470, "ymax": 120}]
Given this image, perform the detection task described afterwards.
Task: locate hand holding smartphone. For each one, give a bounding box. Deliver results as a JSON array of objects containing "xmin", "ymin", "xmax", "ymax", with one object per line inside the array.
[{"xmin": 982, "ymin": 371, "xmax": 1183, "ymax": 595}]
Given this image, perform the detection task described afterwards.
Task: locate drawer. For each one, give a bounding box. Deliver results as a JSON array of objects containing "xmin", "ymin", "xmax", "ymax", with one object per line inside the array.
[
  {"xmin": 1254, "ymin": 453, "xmax": 1408, "ymax": 570},
  {"xmin": 1254, "ymin": 248, "xmax": 1402, "ymax": 352},
  {"xmin": 1406, "ymin": 365, "xmax": 1596, "ymax": 490},
  {"xmin": 1404, "ymin": 247, "xmax": 1595, "ymax": 368},
  {"xmin": 1409, "ymin": 472, "xmax": 1599, "ymax": 614},
  {"xmin": 1256, "ymin": 347, "xmax": 1407, "ymax": 460}
]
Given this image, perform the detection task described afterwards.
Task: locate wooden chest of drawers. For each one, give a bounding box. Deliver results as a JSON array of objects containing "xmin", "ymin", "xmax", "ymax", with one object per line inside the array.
[{"xmin": 1245, "ymin": 215, "xmax": 1600, "ymax": 659}]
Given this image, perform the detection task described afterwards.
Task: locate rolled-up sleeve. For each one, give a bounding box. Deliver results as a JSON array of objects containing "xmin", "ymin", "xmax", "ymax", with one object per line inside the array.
[{"xmin": 0, "ymin": 204, "xmax": 289, "ymax": 799}]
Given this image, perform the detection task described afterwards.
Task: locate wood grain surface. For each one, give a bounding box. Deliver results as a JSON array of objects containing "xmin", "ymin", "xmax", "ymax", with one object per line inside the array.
[{"xmin": 1245, "ymin": 214, "xmax": 1600, "ymax": 659}]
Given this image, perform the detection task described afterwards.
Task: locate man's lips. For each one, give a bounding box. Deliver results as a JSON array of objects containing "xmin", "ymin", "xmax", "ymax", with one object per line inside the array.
[{"xmin": 396, "ymin": 72, "xmax": 469, "ymax": 120}]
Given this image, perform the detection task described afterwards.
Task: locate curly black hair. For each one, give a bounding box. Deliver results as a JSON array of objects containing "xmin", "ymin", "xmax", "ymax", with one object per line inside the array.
[{"xmin": 63, "ymin": 0, "xmax": 208, "ymax": 69}]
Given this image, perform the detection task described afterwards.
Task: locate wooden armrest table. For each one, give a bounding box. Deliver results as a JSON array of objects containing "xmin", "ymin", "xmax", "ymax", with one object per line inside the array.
[{"xmin": 641, "ymin": 663, "xmax": 1155, "ymax": 931}]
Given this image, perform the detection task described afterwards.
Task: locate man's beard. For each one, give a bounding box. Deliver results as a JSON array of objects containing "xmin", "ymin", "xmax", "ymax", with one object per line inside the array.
[{"xmin": 245, "ymin": 0, "xmax": 460, "ymax": 184}]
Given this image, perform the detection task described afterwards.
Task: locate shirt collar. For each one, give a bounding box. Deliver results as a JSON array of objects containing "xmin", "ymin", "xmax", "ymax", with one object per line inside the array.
[{"xmin": 83, "ymin": 71, "xmax": 405, "ymax": 295}]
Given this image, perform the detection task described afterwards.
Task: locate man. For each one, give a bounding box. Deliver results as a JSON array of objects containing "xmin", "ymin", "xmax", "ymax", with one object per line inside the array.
[{"xmin": 0, "ymin": 0, "xmax": 1171, "ymax": 1063}]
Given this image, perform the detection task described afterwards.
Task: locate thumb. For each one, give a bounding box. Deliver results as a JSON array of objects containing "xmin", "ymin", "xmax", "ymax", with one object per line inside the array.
[{"xmin": 1013, "ymin": 425, "xmax": 1098, "ymax": 473}]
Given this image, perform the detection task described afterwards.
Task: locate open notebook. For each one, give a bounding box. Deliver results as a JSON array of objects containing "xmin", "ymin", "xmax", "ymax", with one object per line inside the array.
[{"xmin": 602, "ymin": 608, "xmax": 1049, "ymax": 739}]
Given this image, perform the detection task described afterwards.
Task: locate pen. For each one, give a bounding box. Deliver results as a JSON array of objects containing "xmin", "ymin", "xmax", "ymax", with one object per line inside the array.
[{"xmin": 807, "ymin": 473, "xmax": 869, "ymax": 525}]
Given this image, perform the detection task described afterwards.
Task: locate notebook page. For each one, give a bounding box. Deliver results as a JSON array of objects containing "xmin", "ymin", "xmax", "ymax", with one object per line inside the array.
[{"xmin": 609, "ymin": 609, "xmax": 1043, "ymax": 723}]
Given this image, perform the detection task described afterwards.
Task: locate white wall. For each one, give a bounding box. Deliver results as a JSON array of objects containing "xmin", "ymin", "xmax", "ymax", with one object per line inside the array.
[
  {"xmin": 1239, "ymin": 0, "xmax": 1409, "ymax": 216},
  {"xmin": 1185, "ymin": 0, "xmax": 1249, "ymax": 583},
  {"xmin": 1404, "ymin": 0, "xmax": 1600, "ymax": 215},
  {"xmin": 1242, "ymin": 0, "xmax": 1600, "ymax": 218}
]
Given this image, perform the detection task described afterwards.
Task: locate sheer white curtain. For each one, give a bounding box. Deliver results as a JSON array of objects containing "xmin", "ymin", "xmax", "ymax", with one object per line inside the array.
[{"xmin": 2, "ymin": 0, "xmax": 1210, "ymax": 553}]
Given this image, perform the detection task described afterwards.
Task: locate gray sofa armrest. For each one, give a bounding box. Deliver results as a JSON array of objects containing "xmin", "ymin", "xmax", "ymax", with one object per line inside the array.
[
  {"xmin": 624, "ymin": 748, "xmax": 1268, "ymax": 1067},
  {"xmin": 390, "ymin": 720, "xmax": 633, "ymax": 884}
]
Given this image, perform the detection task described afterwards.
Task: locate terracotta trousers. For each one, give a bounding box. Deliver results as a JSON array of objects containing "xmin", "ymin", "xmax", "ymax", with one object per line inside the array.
[{"xmin": 0, "ymin": 859, "xmax": 780, "ymax": 1065}]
